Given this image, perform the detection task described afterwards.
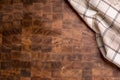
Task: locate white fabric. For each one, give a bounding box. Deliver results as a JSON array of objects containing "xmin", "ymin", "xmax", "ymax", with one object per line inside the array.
[{"xmin": 68, "ymin": 0, "xmax": 120, "ymax": 68}]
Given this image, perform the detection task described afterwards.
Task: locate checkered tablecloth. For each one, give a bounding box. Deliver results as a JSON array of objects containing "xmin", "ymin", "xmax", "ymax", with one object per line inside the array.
[{"xmin": 68, "ymin": 0, "xmax": 120, "ymax": 68}]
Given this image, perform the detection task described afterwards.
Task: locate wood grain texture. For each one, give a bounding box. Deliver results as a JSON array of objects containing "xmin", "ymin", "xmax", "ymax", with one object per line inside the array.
[{"xmin": 0, "ymin": 0, "xmax": 120, "ymax": 80}]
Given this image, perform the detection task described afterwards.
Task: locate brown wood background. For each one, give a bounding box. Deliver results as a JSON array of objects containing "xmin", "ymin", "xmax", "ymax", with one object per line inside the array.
[{"xmin": 0, "ymin": 0, "xmax": 120, "ymax": 80}]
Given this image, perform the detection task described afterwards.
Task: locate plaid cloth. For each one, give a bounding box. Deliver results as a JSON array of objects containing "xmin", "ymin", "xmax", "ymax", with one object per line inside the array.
[{"xmin": 68, "ymin": 0, "xmax": 120, "ymax": 68}]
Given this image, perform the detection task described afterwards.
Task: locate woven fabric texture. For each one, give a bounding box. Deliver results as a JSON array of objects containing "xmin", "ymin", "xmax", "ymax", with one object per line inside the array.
[{"xmin": 69, "ymin": 0, "xmax": 120, "ymax": 68}]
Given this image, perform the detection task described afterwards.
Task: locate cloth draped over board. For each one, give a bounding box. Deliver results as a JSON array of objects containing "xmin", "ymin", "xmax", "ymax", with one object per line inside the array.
[{"xmin": 68, "ymin": 0, "xmax": 120, "ymax": 68}]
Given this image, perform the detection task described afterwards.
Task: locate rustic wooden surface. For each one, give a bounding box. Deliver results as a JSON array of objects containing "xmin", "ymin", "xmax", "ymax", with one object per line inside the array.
[{"xmin": 0, "ymin": 0, "xmax": 120, "ymax": 80}]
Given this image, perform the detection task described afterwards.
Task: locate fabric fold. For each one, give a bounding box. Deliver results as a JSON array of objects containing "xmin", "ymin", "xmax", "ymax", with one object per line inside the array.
[{"xmin": 68, "ymin": 0, "xmax": 120, "ymax": 68}]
